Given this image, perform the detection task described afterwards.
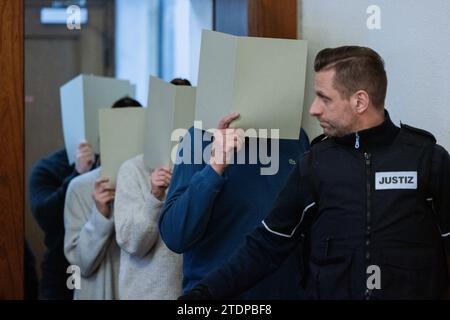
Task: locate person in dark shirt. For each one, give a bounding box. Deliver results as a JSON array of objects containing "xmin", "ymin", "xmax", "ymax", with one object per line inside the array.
[
  {"xmin": 180, "ymin": 46, "xmax": 450, "ymax": 300},
  {"xmin": 30, "ymin": 144, "xmax": 96, "ymax": 299}
]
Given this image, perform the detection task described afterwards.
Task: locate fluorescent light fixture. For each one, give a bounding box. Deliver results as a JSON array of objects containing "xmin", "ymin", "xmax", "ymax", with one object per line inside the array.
[{"xmin": 40, "ymin": 7, "xmax": 88, "ymax": 25}]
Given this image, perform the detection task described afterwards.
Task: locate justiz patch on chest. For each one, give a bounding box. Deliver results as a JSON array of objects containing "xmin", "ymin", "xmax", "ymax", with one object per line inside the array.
[{"xmin": 375, "ymin": 171, "xmax": 417, "ymax": 190}]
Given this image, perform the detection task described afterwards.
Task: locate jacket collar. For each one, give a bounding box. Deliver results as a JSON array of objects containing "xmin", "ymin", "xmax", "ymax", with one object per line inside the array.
[{"xmin": 332, "ymin": 110, "xmax": 400, "ymax": 151}]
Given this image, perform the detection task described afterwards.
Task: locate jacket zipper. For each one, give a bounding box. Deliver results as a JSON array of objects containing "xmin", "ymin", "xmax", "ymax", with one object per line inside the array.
[
  {"xmin": 355, "ymin": 133, "xmax": 360, "ymax": 149},
  {"xmin": 364, "ymin": 152, "xmax": 372, "ymax": 299}
]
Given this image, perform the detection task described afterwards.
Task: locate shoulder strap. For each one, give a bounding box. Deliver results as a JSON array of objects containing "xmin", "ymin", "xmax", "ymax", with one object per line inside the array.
[
  {"xmin": 400, "ymin": 123, "xmax": 436, "ymax": 198},
  {"xmin": 400, "ymin": 123, "xmax": 436, "ymax": 143}
]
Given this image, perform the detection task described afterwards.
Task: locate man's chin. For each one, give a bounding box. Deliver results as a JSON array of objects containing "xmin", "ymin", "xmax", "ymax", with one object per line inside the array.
[{"xmin": 322, "ymin": 128, "xmax": 332, "ymax": 137}]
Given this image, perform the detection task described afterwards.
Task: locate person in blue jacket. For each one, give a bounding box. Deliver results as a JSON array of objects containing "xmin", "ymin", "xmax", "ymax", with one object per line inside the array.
[{"xmin": 159, "ymin": 112, "xmax": 310, "ymax": 299}]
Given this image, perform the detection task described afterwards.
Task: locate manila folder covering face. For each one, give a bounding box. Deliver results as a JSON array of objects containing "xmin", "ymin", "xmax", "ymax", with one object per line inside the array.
[
  {"xmin": 99, "ymin": 108, "xmax": 145, "ymax": 186},
  {"xmin": 60, "ymin": 74, "xmax": 135, "ymax": 164},
  {"xmin": 144, "ymin": 77, "xmax": 196, "ymax": 170},
  {"xmin": 195, "ymin": 30, "xmax": 308, "ymax": 139}
]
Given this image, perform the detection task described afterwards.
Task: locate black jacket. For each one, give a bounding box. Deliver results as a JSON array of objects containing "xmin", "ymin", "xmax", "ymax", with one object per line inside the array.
[
  {"xmin": 29, "ymin": 148, "xmax": 78, "ymax": 300},
  {"xmin": 199, "ymin": 111, "xmax": 450, "ymax": 300}
]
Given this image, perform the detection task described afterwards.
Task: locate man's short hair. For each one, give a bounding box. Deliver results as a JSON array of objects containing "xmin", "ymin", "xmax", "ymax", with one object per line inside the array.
[
  {"xmin": 170, "ymin": 78, "xmax": 192, "ymax": 86},
  {"xmin": 314, "ymin": 46, "xmax": 387, "ymax": 109},
  {"xmin": 111, "ymin": 97, "xmax": 143, "ymax": 108}
]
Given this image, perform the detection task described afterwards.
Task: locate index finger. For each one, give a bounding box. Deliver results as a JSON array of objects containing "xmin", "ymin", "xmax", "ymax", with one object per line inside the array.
[
  {"xmin": 77, "ymin": 140, "xmax": 89, "ymax": 148},
  {"xmin": 217, "ymin": 112, "xmax": 240, "ymax": 130},
  {"xmin": 95, "ymin": 177, "xmax": 109, "ymax": 186},
  {"xmin": 159, "ymin": 166, "xmax": 172, "ymax": 174}
]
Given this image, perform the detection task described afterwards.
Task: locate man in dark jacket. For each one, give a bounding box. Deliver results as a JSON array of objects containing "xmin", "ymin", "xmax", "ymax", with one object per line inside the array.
[
  {"xmin": 30, "ymin": 143, "xmax": 96, "ymax": 300},
  {"xmin": 181, "ymin": 46, "xmax": 450, "ymax": 300}
]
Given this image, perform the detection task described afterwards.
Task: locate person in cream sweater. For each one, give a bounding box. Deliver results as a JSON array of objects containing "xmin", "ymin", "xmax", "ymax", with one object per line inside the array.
[{"xmin": 114, "ymin": 154, "xmax": 182, "ymax": 299}]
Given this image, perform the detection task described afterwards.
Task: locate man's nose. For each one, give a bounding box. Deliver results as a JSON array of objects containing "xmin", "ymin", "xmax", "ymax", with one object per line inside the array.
[{"xmin": 309, "ymin": 98, "xmax": 322, "ymax": 117}]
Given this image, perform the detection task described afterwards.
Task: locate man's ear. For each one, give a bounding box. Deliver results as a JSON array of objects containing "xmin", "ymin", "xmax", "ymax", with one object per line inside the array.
[{"xmin": 352, "ymin": 90, "xmax": 370, "ymax": 114}]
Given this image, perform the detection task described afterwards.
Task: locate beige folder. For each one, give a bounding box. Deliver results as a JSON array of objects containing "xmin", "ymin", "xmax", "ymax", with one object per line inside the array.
[
  {"xmin": 143, "ymin": 76, "xmax": 196, "ymax": 170},
  {"xmin": 98, "ymin": 108, "xmax": 146, "ymax": 186},
  {"xmin": 60, "ymin": 74, "xmax": 135, "ymax": 164},
  {"xmin": 195, "ymin": 30, "xmax": 308, "ymax": 139}
]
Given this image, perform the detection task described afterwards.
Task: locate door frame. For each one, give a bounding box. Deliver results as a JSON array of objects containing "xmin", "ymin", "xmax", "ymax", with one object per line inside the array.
[{"xmin": 0, "ymin": 0, "xmax": 24, "ymax": 300}]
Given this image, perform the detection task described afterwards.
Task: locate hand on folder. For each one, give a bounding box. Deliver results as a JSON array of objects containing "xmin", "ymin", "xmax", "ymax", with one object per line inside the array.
[
  {"xmin": 150, "ymin": 166, "xmax": 172, "ymax": 201},
  {"xmin": 93, "ymin": 177, "xmax": 115, "ymax": 219},
  {"xmin": 210, "ymin": 112, "xmax": 244, "ymax": 176},
  {"xmin": 75, "ymin": 142, "xmax": 95, "ymax": 174}
]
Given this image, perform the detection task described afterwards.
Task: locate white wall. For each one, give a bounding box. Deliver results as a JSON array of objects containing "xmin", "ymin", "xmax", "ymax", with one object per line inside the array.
[{"xmin": 299, "ymin": 0, "xmax": 450, "ymax": 150}]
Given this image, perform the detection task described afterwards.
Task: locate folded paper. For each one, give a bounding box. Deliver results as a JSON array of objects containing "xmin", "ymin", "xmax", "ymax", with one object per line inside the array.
[
  {"xmin": 144, "ymin": 76, "xmax": 196, "ymax": 170},
  {"xmin": 60, "ymin": 74, "xmax": 135, "ymax": 164},
  {"xmin": 195, "ymin": 30, "xmax": 308, "ymax": 139},
  {"xmin": 99, "ymin": 108, "xmax": 146, "ymax": 185}
]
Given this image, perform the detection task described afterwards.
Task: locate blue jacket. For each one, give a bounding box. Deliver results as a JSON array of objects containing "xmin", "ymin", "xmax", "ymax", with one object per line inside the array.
[{"xmin": 159, "ymin": 127, "xmax": 310, "ymax": 299}]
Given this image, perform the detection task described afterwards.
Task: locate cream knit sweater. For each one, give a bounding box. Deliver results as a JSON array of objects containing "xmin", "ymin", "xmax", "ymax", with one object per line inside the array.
[{"xmin": 114, "ymin": 154, "xmax": 182, "ymax": 300}]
